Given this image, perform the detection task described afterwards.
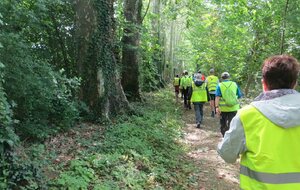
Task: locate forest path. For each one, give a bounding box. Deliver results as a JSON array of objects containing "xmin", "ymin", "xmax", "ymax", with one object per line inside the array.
[{"xmin": 179, "ymin": 101, "xmax": 240, "ymax": 190}]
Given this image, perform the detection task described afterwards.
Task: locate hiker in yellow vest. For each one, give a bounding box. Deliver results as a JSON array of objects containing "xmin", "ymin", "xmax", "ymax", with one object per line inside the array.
[
  {"xmin": 205, "ymin": 69, "xmax": 219, "ymax": 117},
  {"xmin": 179, "ymin": 72, "xmax": 185, "ymax": 99},
  {"xmin": 215, "ymin": 72, "xmax": 242, "ymax": 136},
  {"xmin": 186, "ymin": 74, "xmax": 193, "ymax": 110},
  {"xmin": 218, "ymin": 55, "xmax": 300, "ymax": 190},
  {"xmin": 180, "ymin": 70, "xmax": 192, "ymax": 109},
  {"xmin": 189, "ymin": 74, "xmax": 208, "ymax": 128},
  {"xmin": 173, "ymin": 74, "xmax": 180, "ymax": 102}
]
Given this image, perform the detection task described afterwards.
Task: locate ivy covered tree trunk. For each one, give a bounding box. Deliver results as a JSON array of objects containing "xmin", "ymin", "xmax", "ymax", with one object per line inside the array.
[
  {"xmin": 75, "ymin": 0, "xmax": 131, "ymax": 120},
  {"xmin": 121, "ymin": 0, "xmax": 143, "ymax": 100}
]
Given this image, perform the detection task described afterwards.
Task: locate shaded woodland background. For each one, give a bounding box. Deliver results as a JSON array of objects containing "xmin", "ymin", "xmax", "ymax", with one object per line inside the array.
[{"xmin": 1, "ymin": 0, "xmax": 300, "ymax": 189}]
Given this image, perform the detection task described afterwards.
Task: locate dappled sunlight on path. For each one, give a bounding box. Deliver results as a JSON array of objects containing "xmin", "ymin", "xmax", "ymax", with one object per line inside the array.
[{"xmin": 180, "ymin": 101, "xmax": 240, "ymax": 190}]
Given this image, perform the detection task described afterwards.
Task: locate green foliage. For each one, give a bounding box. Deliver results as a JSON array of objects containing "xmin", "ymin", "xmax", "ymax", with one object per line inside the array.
[
  {"xmin": 0, "ymin": 65, "xmax": 18, "ymax": 154},
  {"xmin": 0, "ymin": 0, "xmax": 76, "ymax": 74},
  {"xmin": 91, "ymin": 90, "xmax": 189, "ymax": 188},
  {"xmin": 164, "ymin": 0, "xmax": 300, "ymax": 97},
  {"xmin": 140, "ymin": 59, "xmax": 159, "ymax": 92},
  {"xmin": 0, "ymin": 5, "xmax": 18, "ymax": 154},
  {"xmin": 140, "ymin": 14, "xmax": 166, "ymax": 91},
  {"xmin": 48, "ymin": 89, "xmax": 193, "ymax": 189},
  {"xmin": 0, "ymin": 0, "xmax": 79, "ymax": 140},
  {"xmin": 55, "ymin": 159, "xmax": 96, "ymax": 189},
  {"xmin": 0, "ymin": 147, "xmax": 47, "ymax": 189},
  {"xmin": 0, "ymin": 33, "xmax": 79, "ymax": 140}
]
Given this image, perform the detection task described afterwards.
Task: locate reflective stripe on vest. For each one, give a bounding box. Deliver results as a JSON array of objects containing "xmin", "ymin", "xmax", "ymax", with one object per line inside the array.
[
  {"xmin": 207, "ymin": 75, "xmax": 218, "ymax": 92},
  {"xmin": 239, "ymin": 105, "xmax": 300, "ymax": 190},
  {"xmin": 191, "ymin": 82, "xmax": 208, "ymax": 102},
  {"xmin": 240, "ymin": 165, "xmax": 300, "ymax": 184},
  {"xmin": 173, "ymin": 77, "xmax": 180, "ymax": 86},
  {"xmin": 219, "ymin": 81, "xmax": 239, "ymax": 112}
]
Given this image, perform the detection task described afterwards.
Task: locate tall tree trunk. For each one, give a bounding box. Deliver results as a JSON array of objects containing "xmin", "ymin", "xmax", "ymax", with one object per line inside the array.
[
  {"xmin": 280, "ymin": 0, "xmax": 289, "ymax": 54},
  {"xmin": 151, "ymin": 0, "xmax": 165, "ymax": 87},
  {"xmin": 167, "ymin": 20, "xmax": 175, "ymax": 81},
  {"xmin": 244, "ymin": 74, "xmax": 254, "ymax": 97},
  {"xmin": 244, "ymin": 34, "xmax": 262, "ymax": 97},
  {"xmin": 74, "ymin": 0, "xmax": 96, "ymax": 105},
  {"xmin": 121, "ymin": 0, "xmax": 143, "ymax": 100},
  {"xmin": 75, "ymin": 0, "xmax": 131, "ymax": 120}
]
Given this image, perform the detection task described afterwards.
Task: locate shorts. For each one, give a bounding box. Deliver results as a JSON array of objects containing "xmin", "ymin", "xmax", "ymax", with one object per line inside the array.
[{"xmin": 209, "ymin": 93, "xmax": 215, "ymax": 100}]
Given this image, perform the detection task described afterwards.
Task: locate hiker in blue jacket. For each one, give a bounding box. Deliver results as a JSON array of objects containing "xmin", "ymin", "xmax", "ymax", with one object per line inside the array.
[{"xmin": 215, "ymin": 72, "xmax": 242, "ymax": 136}]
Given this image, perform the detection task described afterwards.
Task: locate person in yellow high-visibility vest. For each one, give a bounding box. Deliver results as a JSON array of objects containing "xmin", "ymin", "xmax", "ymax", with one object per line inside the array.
[
  {"xmin": 218, "ymin": 55, "xmax": 300, "ymax": 190},
  {"xmin": 189, "ymin": 73, "xmax": 208, "ymax": 128},
  {"xmin": 215, "ymin": 72, "xmax": 242, "ymax": 136},
  {"xmin": 205, "ymin": 69, "xmax": 219, "ymax": 117},
  {"xmin": 180, "ymin": 70, "xmax": 192, "ymax": 109},
  {"xmin": 173, "ymin": 74, "xmax": 180, "ymax": 102},
  {"xmin": 179, "ymin": 72, "xmax": 185, "ymax": 99}
]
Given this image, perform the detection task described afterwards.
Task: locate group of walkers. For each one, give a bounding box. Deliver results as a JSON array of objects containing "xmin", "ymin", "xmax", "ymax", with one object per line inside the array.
[
  {"xmin": 174, "ymin": 54, "xmax": 300, "ymax": 190},
  {"xmin": 173, "ymin": 68, "xmax": 241, "ymax": 134}
]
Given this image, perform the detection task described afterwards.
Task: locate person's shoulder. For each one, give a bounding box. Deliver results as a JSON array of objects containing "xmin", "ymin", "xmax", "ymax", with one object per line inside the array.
[
  {"xmin": 240, "ymin": 104, "xmax": 253, "ymax": 110},
  {"xmin": 226, "ymin": 80, "xmax": 236, "ymax": 85},
  {"xmin": 238, "ymin": 104, "xmax": 256, "ymax": 116}
]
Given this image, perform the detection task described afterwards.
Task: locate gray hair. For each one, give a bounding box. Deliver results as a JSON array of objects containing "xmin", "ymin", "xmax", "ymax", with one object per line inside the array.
[{"xmin": 195, "ymin": 73, "xmax": 202, "ymax": 80}]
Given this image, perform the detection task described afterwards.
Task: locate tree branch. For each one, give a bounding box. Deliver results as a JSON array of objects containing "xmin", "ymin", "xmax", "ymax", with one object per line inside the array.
[{"xmin": 141, "ymin": 0, "xmax": 151, "ymax": 23}]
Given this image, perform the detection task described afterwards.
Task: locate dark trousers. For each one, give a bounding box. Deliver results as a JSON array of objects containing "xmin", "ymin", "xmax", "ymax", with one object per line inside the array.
[
  {"xmin": 220, "ymin": 111, "xmax": 237, "ymax": 137},
  {"xmin": 182, "ymin": 88, "xmax": 191, "ymax": 109}
]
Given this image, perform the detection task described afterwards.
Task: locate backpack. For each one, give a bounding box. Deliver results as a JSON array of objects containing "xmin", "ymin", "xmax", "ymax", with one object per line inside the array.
[{"xmin": 221, "ymin": 82, "xmax": 239, "ymax": 106}]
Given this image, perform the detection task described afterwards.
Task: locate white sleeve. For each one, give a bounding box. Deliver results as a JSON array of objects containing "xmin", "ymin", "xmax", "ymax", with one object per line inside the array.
[{"xmin": 217, "ymin": 114, "xmax": 247, "ymax": 163}]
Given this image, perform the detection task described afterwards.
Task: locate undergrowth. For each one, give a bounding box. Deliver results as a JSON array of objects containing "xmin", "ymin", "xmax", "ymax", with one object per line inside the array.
[{"xmin": 9, "ymin": 89, "xmax": 195, "ymax": 189}]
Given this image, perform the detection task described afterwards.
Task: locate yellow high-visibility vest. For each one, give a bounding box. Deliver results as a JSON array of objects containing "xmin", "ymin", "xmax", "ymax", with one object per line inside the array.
[
  {"xmin": 173, "ymin": 77, "xmax": 180, "ymax": 86},
  {"xmin": 239, "ymin": 105, "xmax": 300, "ymax": 190},
  {"xmin": 191, "ymin": 82, "xmax": 208, "ymax": 103},
  {"xmin": 219, "ymin": 81, "xmax": 239, "ymax": 112},
  {"xmin": 180, "ymin": 76, "xmax": 192, "ymax": 90},
  {"xmin": 207, "ymin": 75, "xmax": 218, "ymax": 92}
]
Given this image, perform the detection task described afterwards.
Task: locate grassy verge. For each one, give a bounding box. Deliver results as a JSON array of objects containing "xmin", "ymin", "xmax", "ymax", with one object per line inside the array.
[{"xmin": 16, "ymin": 89, "xmax": 195, "ymax": 189}]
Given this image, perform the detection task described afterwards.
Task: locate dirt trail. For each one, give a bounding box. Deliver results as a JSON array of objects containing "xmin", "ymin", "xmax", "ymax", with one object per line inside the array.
[{"xmin": 181, "ymin": 102, "xmax": 240, "ymax": 190}]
